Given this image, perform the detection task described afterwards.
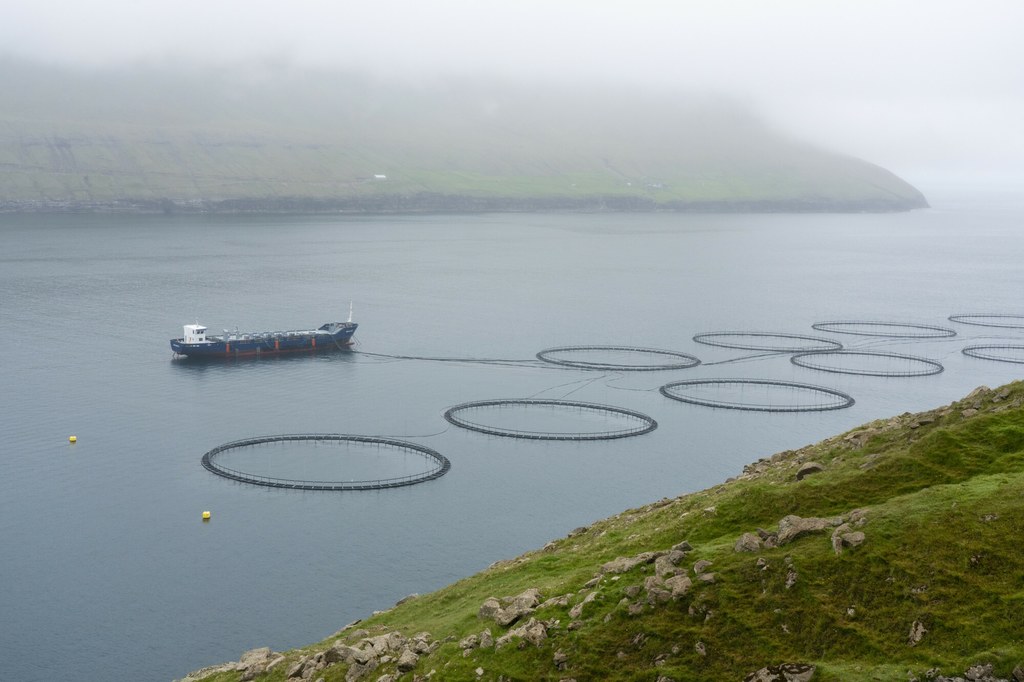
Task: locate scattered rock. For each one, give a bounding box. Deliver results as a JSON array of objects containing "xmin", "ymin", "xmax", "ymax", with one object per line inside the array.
[
  {"xmin": 664, "ymin": 574, "xmax": 692, "ymax": 598},
  {"xmin": 777, "ymin": 515, "xmax": 840, "ymax": 545},
  {"xmin": 796, "ymin": 462, "xmax": 825, "ymax": 480},
  {"xmin": 601, "ymin": 552, "xmax": 659, "ymax": 575},
  {"xmin": 285, "ymin": 657, "xmax": 307, "ymax": 678},
  {"xmin": 922, "ymin": 662, "xmax": 1021, "ymax": 682},
  {"xmin": 695, "ymin": 641, "xmax": 706, "ymax": 657},
  {"xmin": 478, "ymin": 597, "xmax": 502, "ymax": 621},
  {"xmin": 495, "ymin": 617, "xmax": 548, "ymax": 648},
  {"xmin": 693, "ymin": 559, "xmax": 713, "ymax": 575},
  {"xmin": 346, "ymin": 658, "xmax": 379, "ymax": 682},
  {"xmin": 235, "ymin": 647, "xmax": 274, "ymax": 671},
  {"xmin": 538, "ymin": 594, "xmax": 572, "ymax": 610},
  {"xmin": 831, "ymin": 524, "xmax": 867, "ymax": 554},
  {"xmin": 736, "ymin": 532, "xmax": 763, "ymax": 552},
  {"xmin": 908, "ymin": 619, "xmax": 927, "ymax": 646},
  {"xmin": 744, "ymin": 663, "xmax": 816, "ymax": 681},
  {"xmin": 966, "ymin": 663, "xmax": 996, "ymax": 680},
  {"xmin": 568, "ymin": 590, "xmax": 597, "ymax": 619},
  {"xmin": 396, "ymin": 649, "xmax": 419, "ymax": 673},
  {"xmin": 654, "ymin": 550, "xmax": 687, "ymax": 577},
  {"xmin": 479, "ymin": 588, "xmax": 543, "ymax": 627},
  {"xmin": 962, "ymin": 408, "xmax": 979, "ymax": 418}
]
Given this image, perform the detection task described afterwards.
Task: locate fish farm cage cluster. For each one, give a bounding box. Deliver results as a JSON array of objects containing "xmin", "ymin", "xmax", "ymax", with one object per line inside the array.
[
  {"xmin": 196, "ymin": 312, "xmax": 1024, "ymax": 490},
  {"xmin": 811, "ymin": 320, "xmax": 957, "ymax": 338},
  {"xmin": 949, "ymin": 313, "xmax": 1024, "ymax": 329},
  {"xmin": 962, "ymin": 345, "xmax": 1024, "ymax": 364},
  {"xmin": 692, "ymin": 331, "xmax": 843, "ymax": 352},
  {"xmin": 659, "ymin": 379, "xmax": 855, "ymax": 412},
  {"xmin": 535, "ymin": 345, "xmax": 701, "ymax": 371},
  {"xmin": 789, "ymin": 350, "xmax": 945, "ymax": 377},
  {"xmin": 200, "ymin": 434, "xmax": 451, "ymax": 491},
  {"xmin": 443, "ymin": 399, "xmax": 658, "ymax": 440}
]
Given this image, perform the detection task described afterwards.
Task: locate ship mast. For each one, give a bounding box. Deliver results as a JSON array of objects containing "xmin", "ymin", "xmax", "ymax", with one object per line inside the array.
[{"xmin": 348, "ymin": 301, "xmax": 354, "ymax": 323}]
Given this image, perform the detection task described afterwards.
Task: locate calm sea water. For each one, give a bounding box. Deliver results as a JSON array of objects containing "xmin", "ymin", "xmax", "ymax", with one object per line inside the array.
[{"xmin": 3, "ymin": 191, "xmax": 1024, "ymax": 681}]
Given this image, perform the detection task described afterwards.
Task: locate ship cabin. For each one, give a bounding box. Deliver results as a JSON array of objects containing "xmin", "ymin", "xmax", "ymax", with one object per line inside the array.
[{"xmin": 183, "ymin": 324, "xmax": 209, "ymax": 344}]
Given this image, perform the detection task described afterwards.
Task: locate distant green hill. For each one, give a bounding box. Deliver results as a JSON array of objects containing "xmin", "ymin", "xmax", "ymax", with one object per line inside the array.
[
  {"xmin": 181, "ymin": 383, "xmax": 1023, "ymax": 682},
  {"xmin": 0, "ymin": 58, "xmax": 927, "ymax": 213}
]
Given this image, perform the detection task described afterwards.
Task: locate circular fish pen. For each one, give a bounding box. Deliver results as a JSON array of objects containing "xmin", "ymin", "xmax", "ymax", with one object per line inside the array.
[
  {"xmin": 948, "ymin": 313, "xmax": 1024, "ymax": 329},
  {"xmin": 962, "ymin": 344, "xmax": 1024, "ymax": 364},
  {"xmin": 811, "ymin": 320, "xmax": 956, "ymax": 338},
  {"xmin": 790, "ymin": 350, "xmax": 943, "ymax": 377},
  {"xmin": 536, "ymin": 345, "xmax": 700, "ymax": 371},
  {"xmin": 443, "ymin": 399, "xmax": 657, "ymax": 440},
  {"xmin": 692, "ymin": 331, "xmax": 842, "ymax": 353},
  {"xmin": 201, "ymin": 434, "xmax": 450, "ymax": 490},
  {"xmin": 659, "ymin": 378, "xmax": 854, "ymax": 412}
]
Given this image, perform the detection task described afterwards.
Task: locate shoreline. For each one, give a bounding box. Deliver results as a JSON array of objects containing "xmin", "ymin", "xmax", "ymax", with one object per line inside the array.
[{"xmin": 0, "ymin": 193, "xmax": 928, "ymax": 216}]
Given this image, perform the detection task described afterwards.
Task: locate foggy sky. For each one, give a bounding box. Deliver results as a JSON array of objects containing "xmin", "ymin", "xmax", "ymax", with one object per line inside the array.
[{"xmin": 3, "ymin": 0, "xmax": 1022, "ymax": 185}]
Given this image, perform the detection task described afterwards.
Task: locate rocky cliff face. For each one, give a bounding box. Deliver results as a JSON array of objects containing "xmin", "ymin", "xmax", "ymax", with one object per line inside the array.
[{"xmin": 0, "ymin": 60, "xmax": 928, "ymax": 214}]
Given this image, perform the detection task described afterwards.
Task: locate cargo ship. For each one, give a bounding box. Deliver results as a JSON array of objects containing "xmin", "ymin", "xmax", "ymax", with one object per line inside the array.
[{"xmin": 170, "ymin": 309, "xmax": 357, "ymax": 358}]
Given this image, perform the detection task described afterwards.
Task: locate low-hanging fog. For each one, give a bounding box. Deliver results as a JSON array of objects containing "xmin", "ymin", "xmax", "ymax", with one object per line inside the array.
[{"xmin": 2, "ymin": 0, "xmax": 1022, "ymax": 187}]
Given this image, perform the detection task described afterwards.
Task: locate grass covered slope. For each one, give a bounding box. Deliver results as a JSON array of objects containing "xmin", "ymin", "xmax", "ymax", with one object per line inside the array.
[
  {"xmin": 0, "ymin": 59, "xmax": 927, "ymax": 213},
  {"xmin": 184, "ymin": 382, "xmax": 1024, "ymax": 682}
]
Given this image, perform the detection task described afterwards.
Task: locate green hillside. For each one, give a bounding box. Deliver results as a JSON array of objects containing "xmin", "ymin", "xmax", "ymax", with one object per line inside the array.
[
  {"xmin": 0, "ymin": 59, "xmax": 927, "ymax": 213},
  {"xmin": 180, "ymin": 383, "xmax": 1023, "ymax": 682}
]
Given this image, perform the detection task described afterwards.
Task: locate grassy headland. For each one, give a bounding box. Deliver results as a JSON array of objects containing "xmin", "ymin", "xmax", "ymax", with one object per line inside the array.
[
  {"xmin": 182, "ymin": 382, "xmax": 1023, "ymax": 682},
  {"xmin": 0, "ymin": 59, "xmax": 927, "ymax": 213}
]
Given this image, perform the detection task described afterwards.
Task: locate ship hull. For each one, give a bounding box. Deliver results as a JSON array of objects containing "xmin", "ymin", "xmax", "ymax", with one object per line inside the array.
[{"xmin": 170, "ymin": 322, "xmax": 357, "ymax": 358}]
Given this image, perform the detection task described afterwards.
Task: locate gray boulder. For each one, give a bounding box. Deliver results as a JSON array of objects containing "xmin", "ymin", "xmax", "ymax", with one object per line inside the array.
[
  {"xmin": 777, "ymin": 515, "xmax": 839, "ymax": 545},
  {"xmin": 655, "ymin": 550, "xmax": 687, "ymax": 577},
  {"xmin": 665, "ymin": 575, "xmax": 692, "ymax": 598},
  {"xmin": 796, "ymin": 462, "xmax": 825, "ymax": 480},
  {"xmin": 495, "ymin": 617, "xmax": 548, "ymax": 648},
  {"xmin": 735, "ymin": 532, "xmax": 763, "ymax": 552},
  {"xmin": 396, "ymin": 649, "xmax": 419, "ymax": 673},
  {"xmin": 235, "ymin": 647, "xmax": 274, "ymax": 671},
  {"xmin": 601, "ymin": 552, "xmax": 659, "ymax": 574}
]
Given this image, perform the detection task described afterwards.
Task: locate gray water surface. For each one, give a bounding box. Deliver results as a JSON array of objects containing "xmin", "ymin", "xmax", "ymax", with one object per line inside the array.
[{"xmin": 2, "ymin": 197, "xmax": 1023, "ymax": 681}]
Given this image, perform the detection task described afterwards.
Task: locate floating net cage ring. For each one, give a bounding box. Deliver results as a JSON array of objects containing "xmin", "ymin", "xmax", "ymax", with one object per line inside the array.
[
  {"xmin": 692, "ymin": 331, "xmax": 843, "ymax": 352},
  {"xmin": 949, "ymin": 313, "xmax": 1024, "ymax": 329},
  {"xmin": 811, "ymin": 320, "xmax": 957, "ymax": 338},
  {"xmin": 201, "ymin": 434, "xmax": 451, "ymax": 491},
  {"xmin": 659, "ymin": 378, "xmax": 855, "ymax": 412},
  {"xmin": 443, "ymin": 399, "xmax": 658, "ymax": 440},
  {"xmin": 790, "ymin": 350, "xmax": 944, "ymax": 377},
  {"xmin": 962, "ymin": 344, "xmax": 1024, "ymax": 364},
  {"xmin": 535, "ymin": 345, "xmax": 701, "ymax": 371}
]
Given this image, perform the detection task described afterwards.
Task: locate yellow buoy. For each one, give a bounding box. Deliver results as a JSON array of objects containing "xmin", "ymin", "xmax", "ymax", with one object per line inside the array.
[
  {"xmin": 68, "ymin": 435, "xmax": 77, "ymax": 443},
  {"xmin": 202, "ymin": 511, "xmax": 211, "ymax": 521}
]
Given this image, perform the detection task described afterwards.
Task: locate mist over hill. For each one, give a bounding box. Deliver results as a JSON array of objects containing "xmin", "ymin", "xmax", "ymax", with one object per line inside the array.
[{"xmin": 0, "ymin": 58, "xmax": 927, "ymax": 213}]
